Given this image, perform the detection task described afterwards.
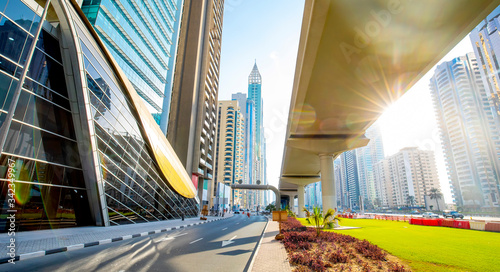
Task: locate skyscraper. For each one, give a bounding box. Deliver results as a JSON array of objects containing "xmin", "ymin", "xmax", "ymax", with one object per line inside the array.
[
  {"xmin": 81, "ymin": 0, "xmax": 184, "ymax": 125},
  {"xmin": 247, "ymin": 62, "xmax": 267, "ymax": 208},
  {"xmin": 339, "ymin": 150, "xmax": 360, "ymax": 210},
  {"xmin": 470, "ymin": 5, "xmax": 500, "ymax": 116},
  {"xmin": 214, "ymin": 100, "xmax": 245, "ymax": 210},
  {"xmin": 374, "ymin": 148, "xmax": 440, "ymax": 208},
  {"xmin": 430, "ymin": 53, "xmax": 500, "ymax": 209},
  {"xmin": 248, "ymin": 62, "xmax": 263, "ymax": 154},
  {"xmin": 166, "ymin": 0, "xmax": 224, "ymax": 208},
  {"xmin": 232, "ymin": 92, "xmax": 257, "ymax": 208},
  {"xmin": 355, "ymin": 123, "xmax": 385, "ymax": 207}
]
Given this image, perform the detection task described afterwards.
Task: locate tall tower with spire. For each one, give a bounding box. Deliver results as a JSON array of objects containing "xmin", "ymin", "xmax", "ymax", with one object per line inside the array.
[
  {"xmin": 248, "ymin": 62, "xmax": 263, "ymax": 155},
  {"xmin": 247, "ymin": 62, "xmax": 267, "ymax": 208}
]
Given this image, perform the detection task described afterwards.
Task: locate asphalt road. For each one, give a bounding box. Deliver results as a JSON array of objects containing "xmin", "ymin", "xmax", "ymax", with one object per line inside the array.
[{"xmin": 0, "ymin": 214, "xmax": 268, "ymax": 272}]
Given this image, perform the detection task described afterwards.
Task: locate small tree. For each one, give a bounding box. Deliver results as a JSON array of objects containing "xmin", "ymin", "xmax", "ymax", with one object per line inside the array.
[
  {"xmin": 305, "ymin": 206, "xmax": 337, "ymax": 237},
  {"xmin": 429, "ymin": 188, "xmax": 443, "ymax": 211},
  {"xmin": 406, "ymin": 195, "xmax": 415, "ymax": 208},
  {"xmin": 265, "ymin": 203, "xmax": 276, "ymax": 212}
]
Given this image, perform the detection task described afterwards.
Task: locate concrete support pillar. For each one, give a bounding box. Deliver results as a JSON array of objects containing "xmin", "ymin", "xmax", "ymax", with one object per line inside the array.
[
  {"xmin": 297, "ymin": 185, "xmax": 305, "ymax": 218},
  {"xmin": 197, "ymin": 178, "xmax": 205, "ymax": 214},
  {"xmin": 320, "ymin": 154, "xmax": 336, "ymax": 213},
  {"xmin": 289, "ymin": 194, "xmax": 295, "ymax": 212}
]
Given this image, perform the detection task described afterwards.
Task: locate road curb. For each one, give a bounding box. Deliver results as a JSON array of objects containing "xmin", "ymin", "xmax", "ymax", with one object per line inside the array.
[
  {"xmin": 0, "ymin": 217, "xmax": 230, "ymax": 264},
  {"xmin": 245, "ymin": 216, "xmax": 270, "ymax": 272}
]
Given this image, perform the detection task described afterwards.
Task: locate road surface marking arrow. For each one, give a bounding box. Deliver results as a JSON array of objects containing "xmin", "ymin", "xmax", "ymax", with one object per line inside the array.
[
  {"xmin": 222, "ymin": 235, "xmax": 237, "ymax": 247},
  {"xmin": 189, "ymin": 238, "xmax": 203, "ymax": 244}
]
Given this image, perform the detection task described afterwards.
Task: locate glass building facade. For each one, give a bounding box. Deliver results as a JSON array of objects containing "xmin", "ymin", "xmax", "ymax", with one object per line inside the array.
[
  {"xmin": 0, "ymin": 0, "xmax": 198, "ymax": 232},
  {"xmin": 81, "ymin": 0, "xmax": 184, "ymax": 131}
]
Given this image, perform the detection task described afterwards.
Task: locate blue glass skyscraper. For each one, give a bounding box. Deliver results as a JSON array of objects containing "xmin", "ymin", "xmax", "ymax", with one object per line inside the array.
[
  {"xmin": 81, "ymin": 0, "xmax": 184, "ymax": 128},
  {"xmin": 248, "ymin": 62, "xmax": 263, "ymax": 156}
]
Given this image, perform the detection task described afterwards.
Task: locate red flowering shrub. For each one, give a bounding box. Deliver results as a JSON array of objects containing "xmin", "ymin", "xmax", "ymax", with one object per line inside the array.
[
  {"xmin": 354, "ymin": 240, "xmax": 386, "ymax": 261},
  {"xmin": 282, "ymin": 217, "xmax": 308, "ymax": 232},
  {"xmin": 328, "ymin": 248, "xmax": 349, "ymax": 264},
  {"xmin": 388, "ymin": 262, "xmax": 409, "ymax": 272},
  {"xmin": 282, "ymin": 218, "xmax": 410, "ymax": 271}
]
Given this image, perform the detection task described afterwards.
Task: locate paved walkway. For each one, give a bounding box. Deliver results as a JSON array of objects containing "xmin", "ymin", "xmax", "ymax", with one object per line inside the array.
[
  {"xmin": 0, "ymin": 214, "xmax": 233, "ymax": 258},
  {"xmin": 251, "ymin": 220, "xmax": 291, "ymax": 272},
  {"xmin": 0, "ymin": 213, "xmax": 293, "ymax": 270}
]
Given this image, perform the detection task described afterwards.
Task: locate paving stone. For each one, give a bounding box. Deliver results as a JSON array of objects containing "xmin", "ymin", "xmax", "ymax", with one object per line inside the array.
[{"xmin": 251, "ymin": 220, "xmax": 291, "ymax": 272}]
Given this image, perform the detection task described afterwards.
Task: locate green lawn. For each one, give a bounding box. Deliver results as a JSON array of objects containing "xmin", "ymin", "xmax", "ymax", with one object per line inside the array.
[{"xmin": 297, "ymin": 218, "xmax": 500, "ymax": 272}]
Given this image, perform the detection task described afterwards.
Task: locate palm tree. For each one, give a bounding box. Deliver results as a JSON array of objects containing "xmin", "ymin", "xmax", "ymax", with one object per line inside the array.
[
  {"xmin": 429, "ymin": 188, "xmax": 443, "ymax": 211},
  {"xmin": 305, "ymin": 206, "xmax": 337, "ymax": 237},
  {"xmin": 406, "ymin": 195, "xmax": 415, "ymax": 208},
  {"xmin": 302, "ymin": 207, "xmax": 311, "ymax": 218}
]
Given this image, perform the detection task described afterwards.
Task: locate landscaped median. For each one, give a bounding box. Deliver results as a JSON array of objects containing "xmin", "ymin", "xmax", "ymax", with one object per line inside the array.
[
  {"xmin": 294, "ymin": 217, "xmax": 500, "ymax": 272},
  {"xmin": 280, "ymin": 217, "xmax": 410, "ymax": 271}
]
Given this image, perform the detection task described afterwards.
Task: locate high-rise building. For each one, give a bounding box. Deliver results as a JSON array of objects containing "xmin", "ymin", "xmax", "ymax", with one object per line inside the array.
[
  {"xmin": 470, "ymin": 5, "xmax": 500, "ymax": 116},
  {"xmin": 247, "ymin": 62, "xmax": 267, "ymax": 208},
  {"xmin": 305, "ymin": 181, "xmax": 322, "ymax": 209},
  {"xmin": 0, "ymin": 0, "xmax": 198, "ymax": 232},
  {"xmin": 231, "ymin": 92, "xmax": 257, "ymax": 208},
  {"xmin": 375, "ymin": 148, "xmax": 440, "ymax": 208},
  {"xmin": 338, "ymin": 150, "xmax": 360, "ymax": 210},
  {"xmin": 166, "ymin": 0, "xmax": 224, "ymax": 209},
  {"xmin": 355, "ymin": 123, "xmax": 385, "ymax": 207},
  {"xmin": 430, "ymin": 53, "xmax": 500, "ymax": 209},
  {"xmin": 374, "ymin": 159, "xmax": 393, "ymax": 207},
  {"xmin": 81, "ymin": 0, "xmax": 184, "ymax": 126},
  {"xmin": 214, "ymin": 100, "xmax": 245, "ymax": 210},
  {"xmin": 248, "ymin": 62, "xmax": 263, "ymax": 154}
]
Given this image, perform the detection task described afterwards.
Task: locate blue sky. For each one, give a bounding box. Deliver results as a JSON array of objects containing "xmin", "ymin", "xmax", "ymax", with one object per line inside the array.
[
  {"xmin": 219, "ymin": 0, "xmax": 305, "ymax": 191},
  {"xmin": 218, "ymin": 1, "xmax": 475, "ymax": 203}
]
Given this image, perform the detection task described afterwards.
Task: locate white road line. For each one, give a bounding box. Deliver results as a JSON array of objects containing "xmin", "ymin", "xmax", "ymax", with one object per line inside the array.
[
  {"xmin": 236, "ymin": 223, "xmax": 239, "ymax": 225},
  {"xmin": 158, "ymin": 232, "xmax": 188, "ymax": 241},
  {"xmin": 222, "ymin": 227, "xmax": 228, "ymax": 230},
  {"xmin": 189, "ymin": 238, "xmax": 203, "ymax": 244}
]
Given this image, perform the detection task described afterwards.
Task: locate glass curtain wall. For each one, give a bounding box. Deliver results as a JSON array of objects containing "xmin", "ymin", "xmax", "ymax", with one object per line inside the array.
[
  {"xmin": 0, "ymin": 0, "xmax": 92, "ymax": 231},
  {"xmin": 71, "ymin": 2, "xmax": 198, "ymax": 225},
  {"xmin": 0, "ymin": 0, "xmax": 198, "ymax": 232}
]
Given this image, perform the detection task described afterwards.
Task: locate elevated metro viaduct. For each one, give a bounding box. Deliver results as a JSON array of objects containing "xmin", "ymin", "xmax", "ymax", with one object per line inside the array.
[{"xmin": 279, "ymin": 0, "xmax": 500, "ymax": 217}]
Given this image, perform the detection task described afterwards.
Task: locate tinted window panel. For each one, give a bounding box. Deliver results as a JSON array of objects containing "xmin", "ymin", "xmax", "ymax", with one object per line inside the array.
[
  {"xmin": 0, "ymin": 180, "xmax": 91, "ymax": 232},
  {"xmin": 27, "ymin": 49, "xmax": 66, "ymax": 94},
  {"xmin": 0, "ymin": 17, "xmax": 32, "ymax": 64},
  {"xmin": 3, "ymin": 0, "xmax": 39, "ymax": 33},
  {"xmin": 0, "ymin": 73, "xmax": 17, "ymax": 111},
  {"xmin": 36, "ymin": 30, "xmax": 62, "ymax": 62}
]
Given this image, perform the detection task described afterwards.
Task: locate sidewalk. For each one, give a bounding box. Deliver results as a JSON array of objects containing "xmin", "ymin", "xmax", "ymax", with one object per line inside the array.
[
  {"xmin": 251, "ymin": 220, "xmax": 291, "ymax": 272},
  {"xmin": 0, "ymin": 214, "xmax": 233, "ymax": 263}
]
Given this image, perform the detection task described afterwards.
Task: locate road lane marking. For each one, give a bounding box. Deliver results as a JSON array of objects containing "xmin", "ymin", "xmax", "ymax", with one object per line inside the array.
[
  {"xmin": 189, "ymin": 238, "xmax": 203, "ymax": 244},
  {"xmin": 222, "ymin": 227, "xmax": 228, "ymax": 230},
  {"xmin": 158, "ymin": 232, "xmax": 188, "ymax": 241},
  {"xmin": 222, "ymin": 235, "xmax": 237, "ymax": 247},
  {"xmin": 236, "ymin": 223, "xmax": 239, "ymax": 225}
]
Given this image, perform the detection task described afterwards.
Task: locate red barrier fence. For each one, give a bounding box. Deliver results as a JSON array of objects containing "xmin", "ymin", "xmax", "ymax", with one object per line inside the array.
[
  {"xmin": 453, "ymin": 220, "xmax": 470, "ymax": 229},
  {"xmin": 422, "ymin": 219, "xmax": 439, "ymax": 226},
  {"xmin": 485, "ymin": 222, "xmax": 500, "ymax": 232},
  {"xmin": 442, "ymin": 219, "xmax": 455, "ymax": 227}
]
